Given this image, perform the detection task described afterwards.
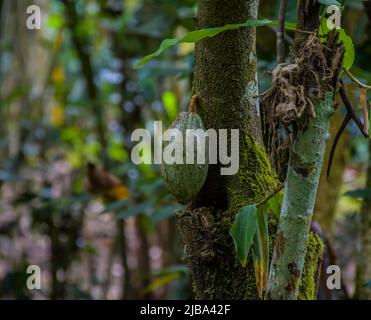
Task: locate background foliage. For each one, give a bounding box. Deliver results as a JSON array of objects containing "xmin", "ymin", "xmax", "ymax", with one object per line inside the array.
[{"xmin": 0, "ymin": 0, "xmax": 370, "ymax": 299}]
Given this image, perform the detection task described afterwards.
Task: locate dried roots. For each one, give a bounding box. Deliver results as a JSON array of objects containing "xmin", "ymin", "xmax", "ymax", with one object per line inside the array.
[{"xmin": 261, "ymin": 33, "xmax": 344, "ymax": 179}]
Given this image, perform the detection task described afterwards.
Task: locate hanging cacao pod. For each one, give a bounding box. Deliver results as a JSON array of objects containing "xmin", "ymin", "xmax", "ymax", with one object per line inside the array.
[{"xmin": 161, "ymin": 111, "xmax": 209, "ymax": 204}]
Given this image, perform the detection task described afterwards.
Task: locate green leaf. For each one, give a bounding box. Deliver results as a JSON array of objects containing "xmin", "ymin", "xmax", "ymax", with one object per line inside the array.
[
  {"xmin": 319, "ymin": 17, "xmax": 355, "ymax": 70},
  {"xmin": 134, "ymin": 19, "xmax": 273, "ymax": 69},
  {"xmin": 252, "ymin": 206, "xmax": 270, "ymax": 299},
  {"xmin": 338, "ymin": 29, "xmax": 355, "ymax": 70},
  {"xmin": 270, "ymin": 21, "xmax": 297, "ymax": 31},
  {"xmin": 143, "ymin": 264, "xmax": 189, "ymax": 293},
  {"xmin": 343, "ymin": 189, "xmax": 371, "ymax": 200},
  {"xmin": 230, "ymin": 205, "xmax": 258, "ymax": 267},
  {"xmin": 319, "ymin": 0, "xmax": 340, "ymax": 6},
  {"xmin": 265, "ymin": 190, "xmax": 283, "ymax": 216},
  {"xmin": 143, "ymin": 273, "xmax": 181, "ymax": 293},
  {"xmin": 162, "ymin": 91, "xmax": 178, "ymax": 121}
]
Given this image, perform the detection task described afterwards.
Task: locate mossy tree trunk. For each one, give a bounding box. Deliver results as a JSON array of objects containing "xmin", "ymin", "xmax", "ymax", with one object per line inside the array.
[
  {"xmin": 314, "ymin": 111, "xmax": 349, "ymax": 237},
  {"xmin": 194, "ymin": 0, "xmax": 275, "ymax": 210},
  {"xmin": 177, "ymin": 0, "xmax": 323, "ymax": 300},
  {"xmin": 266, "ymin": 94, "xmax": 333, "ymax": 300},
  {"xmin": 177, "ymin": 0, "xmax": 274, "ymax": 300},
  {"xmin": 266, "ymin": 0, "xmax": 344, "ymax": 300}
]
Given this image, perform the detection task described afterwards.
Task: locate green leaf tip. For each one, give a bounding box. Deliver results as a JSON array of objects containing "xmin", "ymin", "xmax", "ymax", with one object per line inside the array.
[
  {"xmin": 230, "ymin": 205, "xmax": 258, "ymax": 267},
  {"xmin": 134, "ymin": 19, "xmax": 273, "ymax": 69}
]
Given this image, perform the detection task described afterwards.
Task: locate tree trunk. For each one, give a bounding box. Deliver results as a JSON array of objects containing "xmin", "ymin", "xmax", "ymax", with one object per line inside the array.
[
  {"xmin": 194, "ymin": 0, "xmax": 275, "ymax": 210},
  {"xmin": 177, "ymin": 0, "xmax": 323, "ymax": 300},
  {"xmin": 177, "ymin": 0, "xmax": 275, "ymax": 300},
  {"xmin": 314, "ymin": 108, "xmax": 349, "ymax": 237},
  {"xmin": 266, "ymin": 0, "xmax": 344, "ymax": 300}
]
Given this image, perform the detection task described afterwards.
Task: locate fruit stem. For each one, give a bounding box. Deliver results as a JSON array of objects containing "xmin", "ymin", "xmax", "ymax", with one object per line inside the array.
[{"xmin": 189, "ymin": 95, "xmax": 198, "ymax": 113}]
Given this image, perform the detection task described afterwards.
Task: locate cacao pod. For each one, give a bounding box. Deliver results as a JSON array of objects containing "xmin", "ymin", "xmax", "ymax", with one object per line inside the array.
[{"xmin": 161, "ymin": 112, "xmax": 209, "ymax": 204}]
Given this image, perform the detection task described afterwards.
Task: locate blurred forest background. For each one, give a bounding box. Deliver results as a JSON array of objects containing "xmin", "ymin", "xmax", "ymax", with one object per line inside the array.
[{"xmin": 0, "ymin": 0, "xmax": 370, "ymax": 299}]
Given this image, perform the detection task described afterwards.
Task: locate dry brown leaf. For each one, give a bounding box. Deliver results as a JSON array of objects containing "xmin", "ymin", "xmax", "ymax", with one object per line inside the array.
[
  {"xmin": 360, "ymin": 88, "xmax": 369, "ymax": 135},
  {"xmin": 85, "ymin": 163, "xmax": 129, "ymax": 201}
]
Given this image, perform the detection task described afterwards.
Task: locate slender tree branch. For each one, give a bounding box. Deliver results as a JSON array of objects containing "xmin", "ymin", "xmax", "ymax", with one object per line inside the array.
[
  {"xmin": 117, "ymin": 219, "xmax": 131, "ymax": 299},
  {"xmin": 277, "ymin": 0, "xmax": 288, "ymax": 64},
  {"xmin": 339, "ymin": 80, "xmax": 369, "ymax": 138},
  {"xmin": 344, "ymin": 69, "xmax": 371, "ymax": 90},
  {"xmin": 327, "ymin": 113, "xmax": 351, "ymax": 178},
  {"xmin": 360, "ymin": 88, "xmax": 370, "ymax": 134},
  {"xmin": 327, "ymin": 81, "xmax": 370, "ymax": 177}
]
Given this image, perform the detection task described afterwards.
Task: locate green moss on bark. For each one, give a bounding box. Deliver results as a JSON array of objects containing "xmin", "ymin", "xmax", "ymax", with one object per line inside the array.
[
  {"xmin": 238, "ymin": 135, "xmax": 277, "ymax": 199},
  {"xmin": 267, "ymin": 93, "xmax": 334, "ymax": 300},
  {"xmin": 177, "ymin": 207, "xmax": 261, "ymax": 299},
  {"xmin": 298, "ymin": 232, "xmax": 323, "ymax": 300},
  {"xmin": 228, "ymin": 134, "xmax": 277, "ymax": 211},
  {"xmin": 177, "ymin": 208, "xmax": 323, "ymax": 299}
]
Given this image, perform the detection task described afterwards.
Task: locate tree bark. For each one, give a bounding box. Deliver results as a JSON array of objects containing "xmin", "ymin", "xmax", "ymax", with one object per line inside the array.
[
  {"xmin": 266, "ymin": 0, "xmax": 344, "ymax": 300},
  {"xmin": 194, "ymin": 0, "xmax": 274, "ymax": 210},
  {"xmin": 177, "ymin": 0, "xmax": 276, "ymax": 299},
  {"xmin": 177, "ymin": 0, "xmax": 323, "ymax": 300},
  {"xmin": 266, "ymin": 94, "xmax": 333, "ymax": 300},
  {"xmin": 314, "ymin": 107, "xmax": 349, "ymax": 236}
]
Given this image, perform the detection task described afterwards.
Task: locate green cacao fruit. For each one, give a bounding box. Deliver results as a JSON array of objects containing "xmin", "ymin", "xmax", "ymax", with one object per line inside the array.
[{"xmin": 161, "ymin": 111, "xmax": 209, "ymax": 204}]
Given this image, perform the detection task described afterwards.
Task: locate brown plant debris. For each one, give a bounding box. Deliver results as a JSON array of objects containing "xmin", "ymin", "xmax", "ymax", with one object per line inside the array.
[{"xmin": 261, "ymin": 32, "xmax": 344, "ymax": 177}]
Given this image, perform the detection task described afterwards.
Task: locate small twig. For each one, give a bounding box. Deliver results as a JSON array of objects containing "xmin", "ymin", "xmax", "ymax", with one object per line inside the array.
[
  {"xmin": 344, "ymin": 69, "xmax": 371, "ymax": 90},
  {"xmin": 296, "ymin": 29, "xmax": 316, "ymax": 35},
  {"xmin": 256, "ymin": 184, "xmax": 284, "ymax": 207},
  {"xmin": 360, "ymin": 88, "xmax": 370, "ymax": 135},
  {"xmin": 189, "ymin": 95, "xmax": 197, "ymax": 113},
  {"xmin": 327, "ymin": 113, "xmax": 351, "ymax": 178},
  {"xmin": 327, "ymin": 81, "xmax": 370, "ymax": 178},
  {"xmin": 339, "ymin": 80, "xmax": 369, "ymax": 138},
  {"xmin": 277, "ymin": 0, "xmax": 288, "ymax": 64}
]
